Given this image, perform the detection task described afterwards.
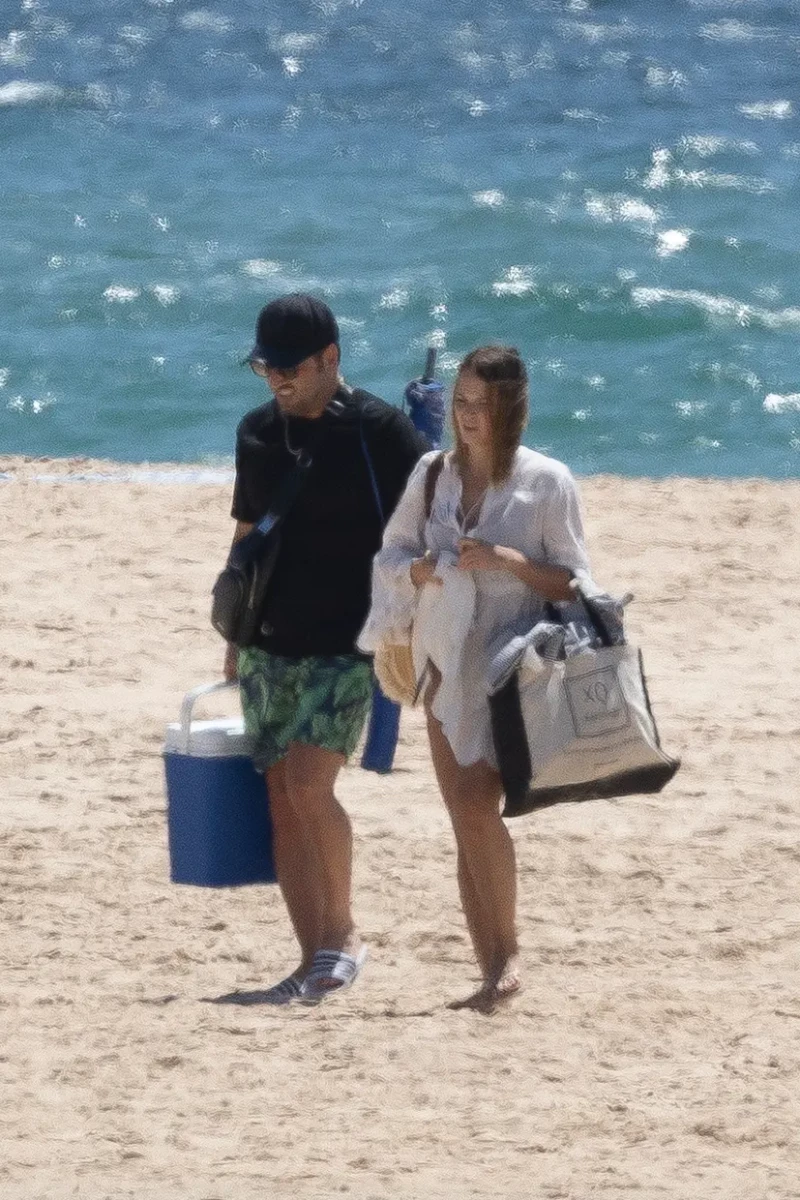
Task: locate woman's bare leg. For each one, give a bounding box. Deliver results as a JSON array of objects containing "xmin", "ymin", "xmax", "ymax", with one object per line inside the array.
[{"xmin": 426, "ymin": 708, "xmax": 521, "ymax": 1010}]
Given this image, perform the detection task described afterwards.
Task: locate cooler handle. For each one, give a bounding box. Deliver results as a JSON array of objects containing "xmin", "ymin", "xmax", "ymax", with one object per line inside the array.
[{"xmin": 178, "ymin": 680, "xmax": 238, "ymax": 754}]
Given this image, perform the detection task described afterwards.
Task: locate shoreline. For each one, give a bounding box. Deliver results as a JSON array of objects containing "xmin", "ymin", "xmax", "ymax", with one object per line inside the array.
[{"xmin": 1, "ymin": 452, "xmax": 799, "ymax": 487}]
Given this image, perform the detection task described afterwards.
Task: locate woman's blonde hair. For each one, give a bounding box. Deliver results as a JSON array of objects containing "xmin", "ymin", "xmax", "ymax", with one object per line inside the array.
[{"xmin": 452, "ymin": 345, "xmax": 528, "ymax": 483}]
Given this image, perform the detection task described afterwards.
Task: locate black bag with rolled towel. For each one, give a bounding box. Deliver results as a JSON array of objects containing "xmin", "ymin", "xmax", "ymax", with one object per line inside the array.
[{"xmin": 489, "ymin": 582, "xmax": 680, "ymax": 817}]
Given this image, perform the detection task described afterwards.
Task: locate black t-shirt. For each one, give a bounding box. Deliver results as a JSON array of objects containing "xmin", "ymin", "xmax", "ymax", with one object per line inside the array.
[{"xmin": 231, "ymin": 385, "xmax": 427, "ymax": 658}]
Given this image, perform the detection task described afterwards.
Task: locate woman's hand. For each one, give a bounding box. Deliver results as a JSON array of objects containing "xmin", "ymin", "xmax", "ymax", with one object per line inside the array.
[
  {"xmin": 457, "ymin": 538, "xmax": 574, "ymax": 600},
  {"xmin": 410, "ymin": 552, "xmax": 442, "ymax": 588},
  {"xmin": 457, "ymin": 538, "xmax": 521, "ymax": 573}
]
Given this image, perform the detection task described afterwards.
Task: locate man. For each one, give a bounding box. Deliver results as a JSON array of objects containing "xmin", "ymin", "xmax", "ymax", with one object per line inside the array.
[{"xmin": 225, "ymin": 293, "xmax": 425, "ymax": 1004}]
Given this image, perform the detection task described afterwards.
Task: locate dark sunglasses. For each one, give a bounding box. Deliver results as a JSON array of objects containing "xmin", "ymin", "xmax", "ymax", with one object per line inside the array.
[{"xmin": 249, "ymin": 358, "xmax": 302, "ymax": 380}]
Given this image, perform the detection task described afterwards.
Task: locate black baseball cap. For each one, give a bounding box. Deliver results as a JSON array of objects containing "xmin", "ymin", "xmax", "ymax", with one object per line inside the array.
[{"xmin": 247, "ymin": 293, "xmax": 340, "ymax": 370}]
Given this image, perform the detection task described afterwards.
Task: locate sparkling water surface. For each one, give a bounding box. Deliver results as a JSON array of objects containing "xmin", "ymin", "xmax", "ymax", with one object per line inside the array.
[{"xmin": 2, "ymin": 0, "xmax": 800, "ymax": 477}]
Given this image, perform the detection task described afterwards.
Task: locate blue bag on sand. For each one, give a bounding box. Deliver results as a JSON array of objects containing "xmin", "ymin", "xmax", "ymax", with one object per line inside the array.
[{"xmin": 164, "ymin": 682, "xmax": 276, "ymax": 887}]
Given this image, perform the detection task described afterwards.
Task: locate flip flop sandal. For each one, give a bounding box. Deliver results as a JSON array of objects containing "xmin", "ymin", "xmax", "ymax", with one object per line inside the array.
[{"xmin": 300, "ymin": 945, "xmax": 368, "ymax": 1005}]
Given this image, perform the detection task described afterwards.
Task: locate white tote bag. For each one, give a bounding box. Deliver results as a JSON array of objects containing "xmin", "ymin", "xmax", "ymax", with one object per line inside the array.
[{"xmin": 489, "ymin": 604, "xmax": 680, "ymax": 818}]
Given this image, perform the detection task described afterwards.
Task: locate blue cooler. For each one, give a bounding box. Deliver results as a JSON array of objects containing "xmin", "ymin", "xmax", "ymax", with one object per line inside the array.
[{"xmin": 164, "ymin": 681, "xmax": 276, "ymax": 887}]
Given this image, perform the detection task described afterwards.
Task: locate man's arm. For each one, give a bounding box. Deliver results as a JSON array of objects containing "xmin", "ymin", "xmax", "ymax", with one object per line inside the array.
[{"xmin": 223, "ymin": 520, "xmax": 254, "ymax": 682}]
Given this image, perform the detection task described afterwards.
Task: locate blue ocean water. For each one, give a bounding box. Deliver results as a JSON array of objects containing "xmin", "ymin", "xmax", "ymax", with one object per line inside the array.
[{"xmin": 1, "ymin": 0, "xmax": 799, "ymax": 477}]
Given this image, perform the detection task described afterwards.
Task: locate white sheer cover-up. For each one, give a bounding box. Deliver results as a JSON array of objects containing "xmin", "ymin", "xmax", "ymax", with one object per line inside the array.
[{"xmin": 358, "ymin": 447, "xmax": 591, "ymax": 768}]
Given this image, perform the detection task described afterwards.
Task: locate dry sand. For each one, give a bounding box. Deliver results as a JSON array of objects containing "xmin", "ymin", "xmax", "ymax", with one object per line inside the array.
[{"xmin": 1, "ymin": 455, "xmax": 799, "ymax": 1199}]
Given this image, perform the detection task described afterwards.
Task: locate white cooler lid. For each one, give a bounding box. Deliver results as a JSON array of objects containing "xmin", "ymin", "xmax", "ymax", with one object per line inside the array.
[{"xmin": 164, "ymin": 717, "xmax": 256, "ymax": 758}]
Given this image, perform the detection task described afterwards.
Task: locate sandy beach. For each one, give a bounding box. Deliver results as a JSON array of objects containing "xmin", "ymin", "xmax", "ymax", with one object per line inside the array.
[{"xmin": 1, "ymin": 455, "xmax": 799, "ymax": 1200}]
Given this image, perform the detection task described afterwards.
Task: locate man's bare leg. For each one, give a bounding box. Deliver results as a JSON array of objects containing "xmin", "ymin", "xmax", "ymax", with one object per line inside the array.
[
  {"xmin": 265, "ymin": 757, "xmax": 325, "ymax": 977},
  {"xmin": 282, "ymin": 741, "xmax": 361, "ymax": 959}
]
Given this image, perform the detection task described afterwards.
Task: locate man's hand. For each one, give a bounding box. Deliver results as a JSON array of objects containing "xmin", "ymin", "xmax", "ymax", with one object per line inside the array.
[{"xmin": 223, "ymin": 643, "xmax": 238, "ymax": 682}]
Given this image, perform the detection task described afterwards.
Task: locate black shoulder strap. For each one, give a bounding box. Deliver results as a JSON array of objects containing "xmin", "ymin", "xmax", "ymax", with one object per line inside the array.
[
  {"xmin": 350, "ymin": 385, "xmax": 392, "ymax": 527},
  {"xmin": 251, "ymin": 456, "xmax": 310, "ymax": 537},
  {"xmin": 356, "ymin": 382, "xmax": 445, "ymax": 528},
  {"xmin": 254, "ymin": 409, "xmax": 330, "ymax": 531},
  {"xmin": 233, "ymin": 407, "xmax": 330, "ymax": 563},
  {"xmin": 347, "ymin": 385, "xmax": 378, "ymax": 411}
]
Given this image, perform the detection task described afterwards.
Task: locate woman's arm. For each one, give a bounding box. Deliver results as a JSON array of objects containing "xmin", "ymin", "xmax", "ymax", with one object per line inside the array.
[
  {"xmin": 372, "ymin": 453, "xmax": 437, "ymax": 583},
  {"xmin": 457, "ymin": 539, "xmax": 573, "ymax": 600},
  {"xmin": 455, "ymin": 464, "xmax": 589, "ymax": 602},
  {"xmin": 357, "ymin": 453, "xmax": 437, "ymax": 651}
]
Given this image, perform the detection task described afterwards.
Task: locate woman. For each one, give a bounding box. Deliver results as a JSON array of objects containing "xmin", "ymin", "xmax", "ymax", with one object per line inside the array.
[{"xmin": 360, "ymin": 345, "xmax": 590, "ymax": 1011}]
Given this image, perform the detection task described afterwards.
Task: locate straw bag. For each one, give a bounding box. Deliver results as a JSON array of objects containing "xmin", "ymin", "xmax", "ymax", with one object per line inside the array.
[
  {"xmin": 373, "ymin": 641, "xmax": 419, "ymax": 705},
  {"xmin": 372, "ymin": 453, "xmax": 445, "ymax": 706}
]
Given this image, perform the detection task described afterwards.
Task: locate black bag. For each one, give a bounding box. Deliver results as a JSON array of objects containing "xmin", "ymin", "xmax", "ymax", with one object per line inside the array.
[
  {"xmin": 488, "ymin": 587, "xmax": 680, "ymax": 817},
  {"xmin": 211, "ymin": 433, "xmax": 319, "ymax": 647},
  {"xmin": 211, "ymin": 516, "xmax": 285, "ymax": 646}
]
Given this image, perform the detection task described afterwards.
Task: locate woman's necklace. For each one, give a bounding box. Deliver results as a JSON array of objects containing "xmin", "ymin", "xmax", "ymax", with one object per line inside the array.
[{"xmin": 458, "ymin": 472, "xmax": 490, "ymax": 532}]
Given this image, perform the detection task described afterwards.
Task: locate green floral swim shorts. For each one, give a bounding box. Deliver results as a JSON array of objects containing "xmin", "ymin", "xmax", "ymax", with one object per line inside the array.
[{"xmin": 237, "ymin": 648, "xmax": 374, "ymax": 771}]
